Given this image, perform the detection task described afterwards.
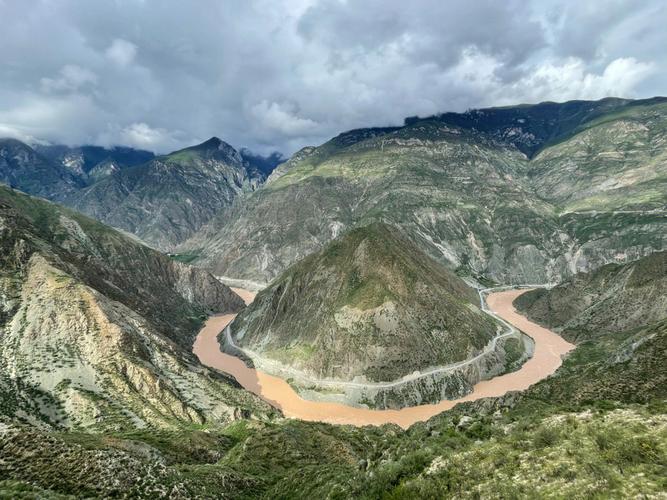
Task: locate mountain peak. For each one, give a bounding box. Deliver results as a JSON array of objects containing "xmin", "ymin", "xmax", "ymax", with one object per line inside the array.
[
  {"xmin": 165, "ymin": 136, "xmax": 242, "ymax": 164},
  {"xmin": 195, "ymin": 136, "xmax": 236, "ymax": 152},
  {"xmin": 201, "ymin": 136, "xmax": 223, "ymax": 147}
]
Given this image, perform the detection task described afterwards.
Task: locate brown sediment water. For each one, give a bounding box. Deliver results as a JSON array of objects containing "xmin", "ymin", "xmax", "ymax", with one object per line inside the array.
[{"xmin": 193, "ymin": 288, "xmax": 575, "ymax": 429}]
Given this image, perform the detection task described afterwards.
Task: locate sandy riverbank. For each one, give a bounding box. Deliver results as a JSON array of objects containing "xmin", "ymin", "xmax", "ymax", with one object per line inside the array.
[{"xmin": 193, "ymin": 288, "xmax": 574, "ymax": 429}]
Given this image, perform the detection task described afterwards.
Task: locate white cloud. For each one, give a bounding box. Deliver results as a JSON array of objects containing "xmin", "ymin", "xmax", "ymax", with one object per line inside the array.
[
  {"xmin": 0, "ymin": 0, "xmax": 663, "ymax": 154},
  {"xmin": 498, "ymin": 57, "xmax": 656, "ymax": 104},
  {"xmin": 105, "ymin": 38, "xmax": 137, "ymax": 67},
  {"xmin": 249, "ymin": 100, "xmax": 319, "ymax": 137},
  {"xmin": 117, "ymin": 122, "xmax": 176, "ymax": 149},
  {"xmin": 40, "ymin": 64, "xmax": 98, "ymax": 93}
]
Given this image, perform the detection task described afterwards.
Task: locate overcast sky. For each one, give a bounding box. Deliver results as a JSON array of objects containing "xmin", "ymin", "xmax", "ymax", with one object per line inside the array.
[{"xmin": 0, "ymin": 0, "xmax": 665, "ymax": 155}]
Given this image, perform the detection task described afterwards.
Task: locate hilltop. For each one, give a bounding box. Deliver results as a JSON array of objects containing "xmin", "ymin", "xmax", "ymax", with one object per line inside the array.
[{"xmin": 229, "ymin": 222, "xmax": 530, "ymax": 408}]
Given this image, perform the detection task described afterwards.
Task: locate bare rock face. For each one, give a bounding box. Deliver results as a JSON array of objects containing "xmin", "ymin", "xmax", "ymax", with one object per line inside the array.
[{"xmin": 0, "ymin": 185, "xmax": 273, "ymax": 431}]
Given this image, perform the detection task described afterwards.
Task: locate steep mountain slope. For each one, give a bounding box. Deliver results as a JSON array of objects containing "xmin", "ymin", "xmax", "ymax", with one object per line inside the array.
[
  {"xmin": 528, "ymin": 99, "xmax": 667, "ymax": 212},
  {"xmin": 515, "ymin": 251, "xmax": 667, "ymax": 342},
  {"xmin": 183, "ymin": 122, "xmax": 556, "ymax": 283},
  {"xmin": 182, "ymin": 97, "xmax": 667, "ymax": 285},
  {"xmin": 0, "ymin": 139, "xmax": 80, "ymax": 200},
  {"xmin": 228, "ymin": 222, "xmax": 531, "ymax": 408},
  {"xmin": 232, "ymin": 223, "xmax": 498, "ymax": 380},
  {"xmin": 65, "ymin": 137, "xmax": 266, "ymax": 249},
  {"xmin": 514, "ymin": 251, "xmax": 667, "ymax": 404},
  {"xmin": 0, "ymin": 185, "xmax": 271, "ymax": 431},
  {"xmin": 34, "ymin": 144, "xmax": 154, "ymax": 185}
]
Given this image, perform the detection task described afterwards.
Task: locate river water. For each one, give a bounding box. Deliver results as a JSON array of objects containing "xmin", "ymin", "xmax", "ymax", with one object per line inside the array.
[{"xmin": 192, "ymin": 288, "xmax": 574, "ymax": 429}]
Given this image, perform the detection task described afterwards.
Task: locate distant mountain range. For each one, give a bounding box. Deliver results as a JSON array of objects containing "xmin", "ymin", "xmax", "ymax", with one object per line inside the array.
[{"xmin": 0, "ymin": 136, "xmax": 283, "ymax": 250}]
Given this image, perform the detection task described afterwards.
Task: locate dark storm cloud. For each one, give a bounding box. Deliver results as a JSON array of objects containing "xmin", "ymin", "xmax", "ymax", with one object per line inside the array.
[{"xmin": 0, "ymin": 0, "xmax": 664, "ymax": 154}]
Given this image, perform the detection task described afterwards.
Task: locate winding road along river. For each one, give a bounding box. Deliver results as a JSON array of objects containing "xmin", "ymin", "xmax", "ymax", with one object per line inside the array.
[{"xmin": 193, "ymin": 288, "xmax": 574, "ymax": 429}]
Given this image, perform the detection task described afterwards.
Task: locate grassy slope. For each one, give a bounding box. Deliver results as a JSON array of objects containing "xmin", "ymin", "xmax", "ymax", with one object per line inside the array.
[
  {"xmin": 186, "ymin": 120, "xmax": 566, "ymax": 285},
  {"xmin": 232, "ymin": 222, "xmax": 498, "ymax": 382}
]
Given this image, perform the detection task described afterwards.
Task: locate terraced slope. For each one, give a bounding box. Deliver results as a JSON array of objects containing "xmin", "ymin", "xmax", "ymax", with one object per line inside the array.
[
  {"xmin": 0, "ymin": 185, "xmax": 272, "ymax": 431},
  {"xmin": 182, "ymin": 97, "xmax": 667, "ymax": 285}
]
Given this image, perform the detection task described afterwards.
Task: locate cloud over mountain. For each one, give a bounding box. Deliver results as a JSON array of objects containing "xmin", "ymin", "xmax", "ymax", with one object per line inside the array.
[{"xmin": 0, "ymin": 0, "xmax": 664, "ymax": 154}]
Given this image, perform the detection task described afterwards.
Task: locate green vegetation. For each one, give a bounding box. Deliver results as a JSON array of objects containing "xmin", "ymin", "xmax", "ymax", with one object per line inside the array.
[
  {"xmin": 169, "ymin": 252, "xmax": 201, "ymax": 264},
  {"xmin": 232, "ymin": 222, "xmax": 501, "ymax": 390},
  {"xmin": 3, "ymin": 399, "xmax": 665, "ymax": 498}
]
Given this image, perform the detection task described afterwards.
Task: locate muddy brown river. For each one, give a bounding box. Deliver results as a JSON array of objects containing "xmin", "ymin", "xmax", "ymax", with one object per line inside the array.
[{"xmin": 193, "ymin": 288, "xmax": 574, "ymax": 429}]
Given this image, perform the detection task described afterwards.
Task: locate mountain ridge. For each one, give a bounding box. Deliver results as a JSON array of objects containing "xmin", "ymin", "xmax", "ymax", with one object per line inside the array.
[{"xmin": 181, "ymin": 96, "xmax": 667, "ymax": 286}]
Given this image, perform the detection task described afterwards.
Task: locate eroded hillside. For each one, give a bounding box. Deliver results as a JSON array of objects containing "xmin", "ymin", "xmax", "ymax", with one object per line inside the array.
[{"xmin": 0, "ymin": 185, "xmax": 273, "ymax": 431}]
